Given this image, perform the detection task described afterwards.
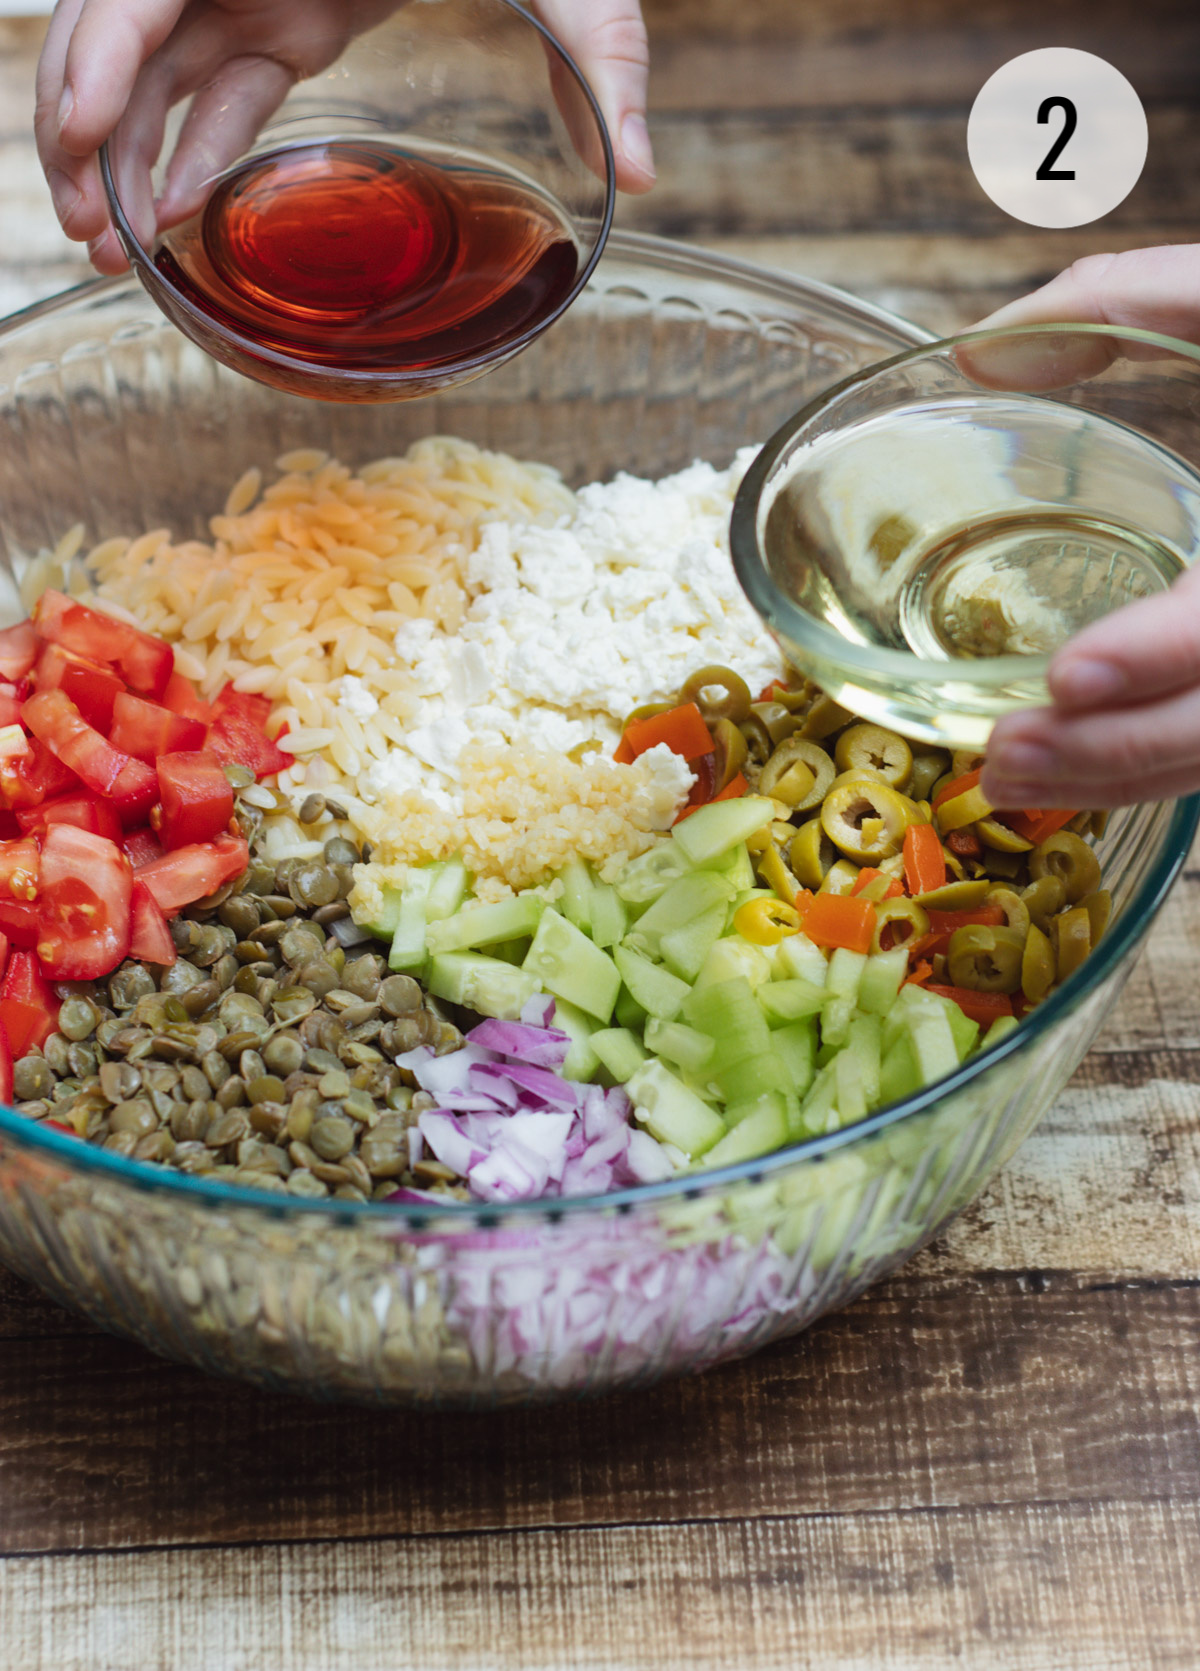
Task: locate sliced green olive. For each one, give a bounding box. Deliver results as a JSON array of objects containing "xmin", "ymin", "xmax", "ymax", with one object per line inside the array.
[
  {"xmin": 739, "ymin": 711, "xmax": 776, "ymax": 767},
  {"xmin": 759, "ymin": 737, "xmax": 835, "ymax": 812},
  {"xmin": 980, "ymin": 849, "xmax": 1026, "ymax": 882},
  {"xmin": 834, "ymin": 723, "xmax": 913, "ymax": 788},
  {"xmin": 679, "ymin": 664, "xmax": 752, "ymax": 724},
  {"xmin": 947, "ymin": 924, "xmax": 1025, "ymax": 993},
  {"xmin": 799, "ymin": 694, "xmax": 854, "ymax": 740},
  {"xmin": 711, "ymin": 717, "xmax": 749, "ymax": 791},
  {"xmin": 1081, "ymin": 889, "xmax": 1112, "ymax": 942},
  {"xmin": 1021, "ymin": 923, "xmax": 1055, "ymax": 1003},
  {"xmin": 908, "ymin": 750, "xmax": 950, "ymax": 801},
  {"xmin": 818, "ymin": 859, "xmax": 861, "ymax": 896},
  {"xmin": 935, "ymin": 784, "xmax": 993, "ymax": 834},
  {"xmin": 872, "ymin": 898, "xmax": 930, "ymax": 955},
  {"xmin": 750, "ymin": 701, "xmax": 801, "ymax": 747},
  {"xmin": 1021, "ymin": 874, "xmax": 1066, "ymax": 930},
  {"xmin": 951, "ymin": 749, "xmax": 985, "ymax": 778},
  {"xmin": 977, "ymin": 817, "xmax": 1033, "ymax": 854},
  {"xmin": 1053, "ymin": 905, "xmax": 1092, "ymax": 981},
  {"xmin": 567, "ymin": 738, "xmax": 603, "ymax": 764},
  {"xmin": 1030, "ymin": 830, "xmax": 1101, "ymax": 904},
  {"xmin": 790, "ymin": 820, "xmax": 835, "ymax": 889},
  {"xmin": 621, "ymin": 699, "xmax": 674, "ymax": 729},
  {"xmin": 912, "ymin": 878, "xmax": 991, "ymax": 911},
  {"xmin": 819, "ymin": 780, "xmax": 915, "ymax": 863},
  {"xmin": 984, "ymin": 885, "xmax": 1030, "ymax": 938},
  {"xmin": 754, "ymin": 841, "xmax": 799, "ymax": 904}
]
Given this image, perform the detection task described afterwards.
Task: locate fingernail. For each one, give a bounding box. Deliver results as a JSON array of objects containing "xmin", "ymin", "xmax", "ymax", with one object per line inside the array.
[
  {"xmin": 47, "ymin": 168, "xmax": 80, "ymax": 227},
  {"xmin": 1053, "ymin": 656, "xmax": 1125, "ymax": 708},
  {"xmin": 57, "ymin": 84, "xmax": 74, "ymax": 137},
  {"xmin": 620, "ymin": 113, "xmax": 655, "ymax": 181}
]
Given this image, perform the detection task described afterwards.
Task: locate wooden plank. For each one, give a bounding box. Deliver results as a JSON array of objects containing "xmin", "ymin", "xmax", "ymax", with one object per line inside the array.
[
  {"xmin": 614, "ymin": 106, "xmax": 1200, "ymax": 240},
  {"xmin": 3, "ymin": 1499, "xmax": 1200, "ymax": 1671},
  {"xmin": 0, "ymin": 1280, "xmax": 1198, "ymax": 1555}
]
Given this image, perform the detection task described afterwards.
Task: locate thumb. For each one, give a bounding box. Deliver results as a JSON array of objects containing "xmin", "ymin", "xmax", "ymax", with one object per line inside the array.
[
  {"xmin": 975, "ymin": 244, "xmax": 1200, "ymax": 344},
  {"xmin": 534, "ymin": 1, "xmax": 653, "ymax": 194}
]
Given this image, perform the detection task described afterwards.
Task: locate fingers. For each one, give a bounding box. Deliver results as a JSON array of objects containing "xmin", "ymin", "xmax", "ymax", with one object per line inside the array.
[
  {"xmin": 983, "ymin": 680, "xmax": 1200, "ymax": 809},
  {"xmin": 975, "ymin": 245, "xmax": 1200, "ymax": 346},
  {"xmin": 156, "ymin": 54, "xmax": 296, "ymax": 229},
  {"xmin": 35, "ymin": 0, "xmax": 109, "ymax": 245},
  {"xmin": 534, "ymin": 0, "xmax": 653, "ymax": 193},
  {"xmin": 1044, "ymin": 565, "xmax": 1200, "ymax": 714}
]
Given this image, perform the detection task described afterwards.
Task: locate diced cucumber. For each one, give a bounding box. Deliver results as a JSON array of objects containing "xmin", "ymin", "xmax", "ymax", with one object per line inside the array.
[
  {"xmin": 844, "ymin": 1012, "xmax": 882, "ymax": 1107},
  {"xmin": 773, "ymin": 932, "xmax": 828, "ymax": 986},
  {"xmin": 426, "ymin": 952, "xmax": 540, "ymax": 1020},
  {"xmin": 856, "ymin": 946, "xmax": 909, "ymax": 1015},
  {"xmin": 714, "ymin": 1051, "xmax": 791, "ymax": 1105},
  {"xmin": 615, "ymin": 843, "xmax": 691, "ymax": 907},
  {"xmin": 698, "ymin": 840, "xmax": 756, "ymax": 890},
  {"xmin": 773, "ymin": 1020, "xmax": 817, "ymax": 1106},
  {"xmin": 693, "ymin": 936, "xmax": 773, "ymax": 991},
  {"xmin": 357, "ymin": 882, "xmax": 405, "ymax": 939},
  {"xmin": 626, "ymin": 1059, "xmax": 726, "ymax": 1157},
  {"xmin": 697, "ymin": 1098, "xmax": 789, "ymax": 1168},
  {"xmin": 551, "ymin": 996, "xmax": 601, "ymax": 1081},
  {"xmin": 820, "ymin": 994, "xmax": 857, "ymax": 1048},
  {"xmin": 388, "ymin": 896, "xmax": 429, "ymax": 971},
  {"xmin": 981, "ymin": 1014, "xmax": 1020, "ymax": 1049},
  {"xmin": 909, "ymin": 1010, "xmax": 961, "ymax": 1082},
  {"xmin": 558, "ymin": 856, "xmax": 593, "ymax": 933},
  {"xmin": 425, "ymin": 893, "xmax": 545, "ymax": 954},
  {"xmin": 758, "ymin": 977, "xmax": 827, "ymax": 1025},
  {"xmin": 644, "ymin": 1017, "xmax": 716, "ymax": 1076},
  {"xmin": 670, "ymin": 796, "xmax": 774, "ymax": 866},
  {"xmin": 660, "ymin": 903, "xmax": 728, "ymax": 983},
  {"xmin": 826, "ymin": 946, "xmax": 868, "ymax": 999},
  {"xmin": 634, "ymin": 871, "xmax": 736, "ymax": 949},
  {"xmin": 522, "ymin": 908, "xmax": 620, "ymax": 1022},
  {"xmin": 682, "ymin": 977, "xmax": 773, "ymax": 1071},
  {"xmin": 590, "ymin": 1027, "xmax": 647, "ymax": 1083},
  {"xmin": 880, "ymin": 1033, "xmax": 922, "ymax": 1104},
  {"xmin": 615, "ymin": 985, "xmax": 649, "ymax": 1031},
  {"xmin": 425, "ymin": 857, "xmax": 468, "ymax": 921},
  {"xmin": 589, "ymin": 882, "xmax": 627, "ymax": 949},
  {"xmin": 833, "ymin": 1048, "xmax": 869, "ymax": 1123},
  {"xmin": 943, "ymin": 1001, "xmax": 981, "ymax": 1059},
  {"xmin": 797, "ymin": 1061, "xmax": 838, "ymax": 1133},
  {"xmin": 722, "ymin": 1088, "xmax": 790, "ymax": 1131},
  {"xmin": 613, "ymin": 943, "xmax": 691, "ymax": 1021}
]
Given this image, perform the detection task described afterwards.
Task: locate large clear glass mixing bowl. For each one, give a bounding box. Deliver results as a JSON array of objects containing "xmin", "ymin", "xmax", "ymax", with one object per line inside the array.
[{"xmin": 0, "ymin": 237, "xmax": 1192, "ymax": 1405}]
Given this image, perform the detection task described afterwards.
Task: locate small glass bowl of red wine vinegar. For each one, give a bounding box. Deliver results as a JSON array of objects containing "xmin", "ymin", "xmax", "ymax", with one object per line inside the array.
[{"xmin": 100, "ymin": 0, "xmax": 614, "ymax": 403}]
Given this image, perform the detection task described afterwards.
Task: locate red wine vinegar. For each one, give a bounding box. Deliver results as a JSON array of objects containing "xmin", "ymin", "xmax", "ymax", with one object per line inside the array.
[{"xmin": 154, "ymin": 140, "xmax": 582, "ymax": 374}]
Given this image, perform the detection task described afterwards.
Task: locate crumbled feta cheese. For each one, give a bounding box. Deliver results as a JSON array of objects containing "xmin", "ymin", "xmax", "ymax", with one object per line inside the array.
[{"xmin": 336, "ymin": 675, "xmax": 379, "ymax": 721}]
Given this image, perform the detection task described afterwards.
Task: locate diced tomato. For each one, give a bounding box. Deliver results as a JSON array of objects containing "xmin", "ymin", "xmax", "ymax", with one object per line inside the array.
[
  {"xmin": 1, "ymin": 949, "xmax": 59, "ymax": 1049},
  {"xmin": 0, "ymin": 812, "xmax": 19, "ymax": 841},
  {"xmin": 0, "ymin": 1016, "xmax": 11, "ymax": 1104},
  {"xmin": 0, "ymin": 836, "xmax": 40, "ymax": 903},
  {"xmin": 34, "ymin": 823, "xmax": 132, "ymax": 980},
  {"xmin": 22, "ymin": 687, "xmax": 132, "ymax": 797},
  {"xmin": 33, "ymin": 642, "xmax": 124, "ymax": 732},
  {"xmin": 16, "ymin": 792, "xmax": 123, "ymax": 844},
  {"xmin": 109, "ymin": 756, "xmax": 159, "ymax": 825},
  {"xmin": 0, "ymin": 901, "xmax": 40, "ymax": 947},
  {"xmin": 206, "ymin": 691, "xmax": 293, "ymax": 779},
  {"xmin": 0, "ymin": 999, "xmax": 53, "ymax": 1059},
  {"xmin": 129, "ymin": 878, "xmax": 177, "ymax": 965},
  {"xmin": 155, "ymin": 750, "xmax": 234, "ymax": 849},
  {"xmin": 161, "ymin": 671, "xmax": 213, "ymax": 725},
  {"xmin": 674, "ymin": 772, "xmax": 749, "ymax": 822},
  {"xmin": 122, "ymin": 826, "xmax": 164, "ymax": 869},
  {"xmin": 0, "ymin": 692, "xmax": 21, "ymax": 730},
  {"xmin": 34, "ymin": 590, "xmax": 173, "ymax": 698},
  {"xmin": 0, "ymin": 622, "xmax": 38, "ymax": 682},
  {"xmin": 213, "ymin": 684, "xmax": 271, "ymax": 727},
  {"xmin": 108, "ymin": 691, "xmax": 209, "ymax": 764},
  {"xmin": 136, "ymin": 832, "xmax": 248, "ymax": 914},
  {"xmin": 0, "ymin": 737, "xmax": 83, "ymax": 810}
]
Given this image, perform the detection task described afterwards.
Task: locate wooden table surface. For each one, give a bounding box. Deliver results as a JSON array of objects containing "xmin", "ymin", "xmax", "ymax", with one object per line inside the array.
[{"xmin": 3, "ymin": 4, "xmax": 1200, "ymax": 1667}]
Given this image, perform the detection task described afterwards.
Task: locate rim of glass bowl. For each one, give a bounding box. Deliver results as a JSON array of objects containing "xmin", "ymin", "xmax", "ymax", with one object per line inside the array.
[
  {"xmin": 730, "ymin": 321, "xmax": 1200, "ymax": 695},
  {"xmin": 97, "ymin": 0, "xmax": 617, "ymax": 395},
  {"xmin": 0, "ymin": 266, "xmax": 1193, "ymax": 1224}
]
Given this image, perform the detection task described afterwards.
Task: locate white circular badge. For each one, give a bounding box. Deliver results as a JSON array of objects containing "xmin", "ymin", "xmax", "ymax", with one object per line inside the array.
[{"xmin": 967, "ymin": 48, "xmax": 1147, "ymax": 228}]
